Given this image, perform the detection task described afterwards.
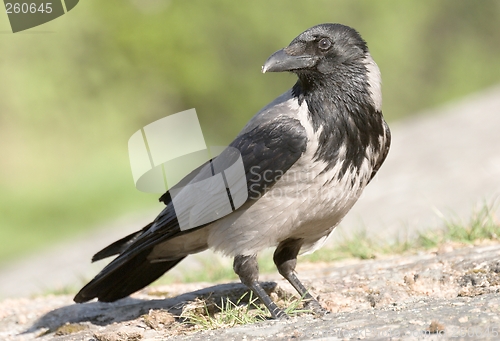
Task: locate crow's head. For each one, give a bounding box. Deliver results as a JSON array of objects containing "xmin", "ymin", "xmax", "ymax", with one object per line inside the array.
[
  {"xmin": 262, "ymin": 23, "xmax": 369, "ymax": 75},
  {"xmin": 263, "ymin": 23, "xmax": 381, "ymax": 112}
]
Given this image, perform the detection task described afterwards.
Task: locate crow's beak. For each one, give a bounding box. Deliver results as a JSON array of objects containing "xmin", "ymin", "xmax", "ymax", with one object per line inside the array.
[{"xmin": 262, "ymin": 48, "xmax": 317, "ymax": 73}]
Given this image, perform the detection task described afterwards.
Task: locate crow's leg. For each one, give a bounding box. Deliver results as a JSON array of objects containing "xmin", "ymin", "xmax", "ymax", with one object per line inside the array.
[
  {"xmin": 273, "ymin": 238, "xmax": 327, "ymax": 315},
  {"xmin": 233, "ymin": 254, "xmax": 287, "ymax": 319}
]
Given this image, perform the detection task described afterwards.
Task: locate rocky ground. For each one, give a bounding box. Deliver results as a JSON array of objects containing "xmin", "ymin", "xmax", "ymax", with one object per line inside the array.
[{"xmin": 1, "ymin": 242, "xmax": 499, "ymax": 341}]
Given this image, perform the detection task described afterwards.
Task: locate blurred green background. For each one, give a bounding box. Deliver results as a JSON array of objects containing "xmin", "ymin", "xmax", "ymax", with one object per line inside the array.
[{"xmin": 1, "ymin": 0, "xmax": 500, "ymax": 264}]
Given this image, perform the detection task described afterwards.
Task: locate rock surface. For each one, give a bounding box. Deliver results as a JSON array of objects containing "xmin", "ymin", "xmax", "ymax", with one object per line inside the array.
[{"xmin": 1, "ymin": 243, "xmax": 499, "ymax": 340}]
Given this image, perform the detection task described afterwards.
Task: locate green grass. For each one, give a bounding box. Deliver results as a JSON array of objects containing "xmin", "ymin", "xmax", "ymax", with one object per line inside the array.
[
  {"xmin": 305, "ymin": 202, "xmax": 500, "ymax": 263},
  {"xmin": 416, "ymin": 204, "xmax": 499, "ymax": 248},
  {"xmin": 180, "ymin": 292, "xmax": 269, "ymax": 329},
  {"xmin": 180, "ymin": 291, "xmax": 308, "ymax": 330}
]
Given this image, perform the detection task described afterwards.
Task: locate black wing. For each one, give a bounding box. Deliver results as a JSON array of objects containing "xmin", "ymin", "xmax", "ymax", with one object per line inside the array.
[{"xmin": 74, "ymin": 97, "xmax": 307, "ymax": 303}]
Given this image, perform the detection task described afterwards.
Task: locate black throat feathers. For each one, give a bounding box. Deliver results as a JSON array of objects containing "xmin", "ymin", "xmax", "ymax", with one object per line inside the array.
[{"xmin": 291, "ymin": 64, "xmax": 387, "ymax": 179}]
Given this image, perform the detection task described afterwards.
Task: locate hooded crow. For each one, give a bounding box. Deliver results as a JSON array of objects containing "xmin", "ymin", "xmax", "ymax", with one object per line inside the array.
[{"xmin": 74, "ymin": 23, "xmax": 391, "ymax": 319}]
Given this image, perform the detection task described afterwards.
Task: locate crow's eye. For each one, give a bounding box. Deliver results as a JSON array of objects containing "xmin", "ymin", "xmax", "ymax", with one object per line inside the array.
[{"xmin": 318, "ymin": 38, "xmax": 332, "ymax": 50}]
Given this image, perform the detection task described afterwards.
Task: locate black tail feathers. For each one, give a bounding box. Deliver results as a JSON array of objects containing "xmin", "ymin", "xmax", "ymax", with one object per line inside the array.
[{"xmin": 74, "ymin": 248, "xmax": 185, "ymax": 303}]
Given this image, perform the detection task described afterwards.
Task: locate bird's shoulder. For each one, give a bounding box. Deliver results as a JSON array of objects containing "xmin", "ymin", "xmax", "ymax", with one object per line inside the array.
[
  {"xmin": 228, "ymin": 91, "xmax": 308, "ymax": 194},
  {"xmin": 233, "ymin": 90, "xmax": 309, "ymax": 158},
  {"xmin": 237, "ymin": 90, "xmax": 307, "ymax": 135}
]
